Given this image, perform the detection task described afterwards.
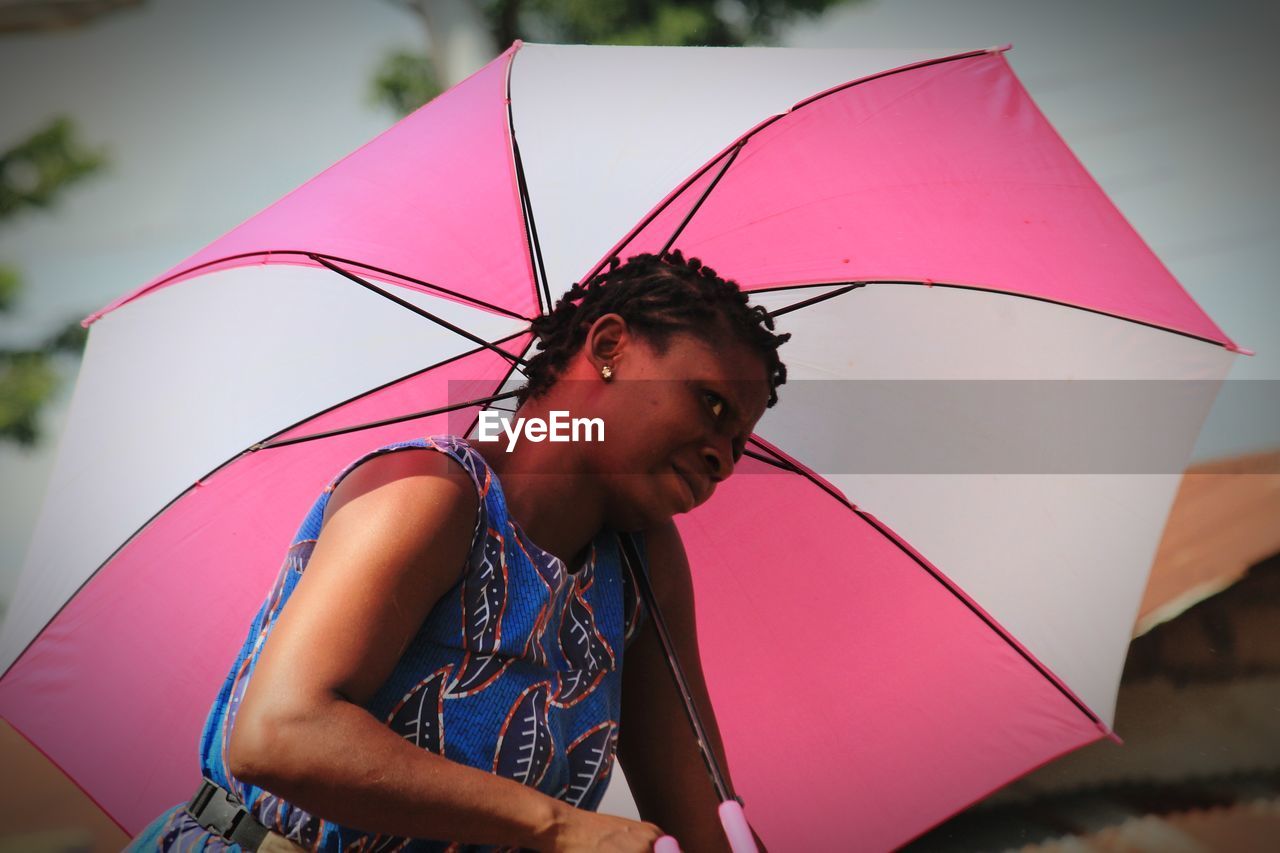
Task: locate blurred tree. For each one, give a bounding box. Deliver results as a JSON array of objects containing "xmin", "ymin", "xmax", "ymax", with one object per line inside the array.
[
  {"xmin": 371, "ymin": 48, "xmax": 443, "ymax": 119},
  {"xmin": 0, "ymin": 117, "xmax": 104, "ymax": 447},
  {"xmin": 375, "ymin": 0, "xmax": 855, "ymax": 116},
  {"xmin": 0, "ymin": 0, "xmax": 142, "ymax": 33}
]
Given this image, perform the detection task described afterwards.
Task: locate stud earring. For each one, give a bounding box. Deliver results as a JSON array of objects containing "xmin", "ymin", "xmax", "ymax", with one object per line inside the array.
[{"xmin": 600, "ymin": 364, "xmax": 614, "ymax": 381}]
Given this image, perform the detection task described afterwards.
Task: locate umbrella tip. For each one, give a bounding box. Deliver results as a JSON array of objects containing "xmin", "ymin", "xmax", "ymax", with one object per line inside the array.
[
  {"xmin": 987, "ymin": 43, "xmax": 1013, "ymax": 54},
  {"xmin": 1225, "ymin": 342, "xmax": 1256, "ymax": 356}
]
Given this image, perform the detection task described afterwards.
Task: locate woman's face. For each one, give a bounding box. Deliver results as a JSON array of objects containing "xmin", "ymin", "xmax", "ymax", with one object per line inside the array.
[{"xmin": 577, "ymin": 315, "xmax": 772, "ymax": 531}]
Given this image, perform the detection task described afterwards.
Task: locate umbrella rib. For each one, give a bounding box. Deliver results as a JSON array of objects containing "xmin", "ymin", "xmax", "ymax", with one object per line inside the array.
[
  {"xmin": 510, "ymin": 122, "xmax": 553, "ymax": 316},
  {"xmin": 750, "ymin": 278, "xmax": 1230, "ymax": 349},
  {"xmin": 741, "ymin": 448, "xmax": 796, "ymax": 472},
  {"xmin": 788, "ymin": 47, "xmax": 1000, "ymax": 111},
  {"xmin": 457, "ymin": 335, "xmax": 540, "ymax": 442},
  {"xmin": 311, "ymin": 255, "xmax": 532, "ymax": 368},
  {"xmin": 0, "ymin": 336, "xmax": 536, "ymax": 681},
  {"xmin": 871, "ymin": 279, "xmax": 1230, "ymax": 348},
  {"xmin": 744, "ymin": 438, "xmax": 855, "ymax": 510},
  {"xmin": 241, "ymin": 330, "xmax": 529, "ymax": 461},
  {"xmin": 320, "ymin": 254, "xmax": 530, "ymax": 320},
  {"xmin": 743, "ymin": 436, "xmax": 1107, "ymax": 729},
  {"xmin": 855, "ymin": 510, "xmax": 1106, "ymax": 728},
  {"xmin": 252, "ymin": 389, "xmax": 523, "ymax": 451},
  {"xmin": 579, "ymin": 141, "xmax": 766, "ymax": 286},
  {"xmin": 578, "ymin": 47, "xmax": 998, "ymax": 286},
  {"xmin": 766, "ymin": 282, "xmax": 867, "ymax": 318},
  {"xmin": 659, "ymin": 141, "xmax": 747, "ymax": 258},
  {"xmin": 90, "ymin": 250, "xmax": 529, "ymax": 326},
  {"xmin": 751, "ymin": 280, "xmax": 870, "ymax": 295}
]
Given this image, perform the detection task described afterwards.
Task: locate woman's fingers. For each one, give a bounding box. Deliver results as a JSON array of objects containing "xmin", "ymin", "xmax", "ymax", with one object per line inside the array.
[{"xmin": 549, "ymin": 808, "xmax": 674, "ymax": 852}]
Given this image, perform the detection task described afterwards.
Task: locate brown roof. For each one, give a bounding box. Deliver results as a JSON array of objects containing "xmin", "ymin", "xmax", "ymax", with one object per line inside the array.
[
  {"xmin": 1136, "ymin": 448, "xmax": 1280, "ymax": 637},
  {"xmin": 0, "ymin": 718, "xmax": 127, "ymax": 851}
]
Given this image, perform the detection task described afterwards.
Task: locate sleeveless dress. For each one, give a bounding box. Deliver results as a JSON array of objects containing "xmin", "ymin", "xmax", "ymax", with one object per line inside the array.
[{"xmin": 127, "ymin": 434, "xmax": 651, "ymax": 852}]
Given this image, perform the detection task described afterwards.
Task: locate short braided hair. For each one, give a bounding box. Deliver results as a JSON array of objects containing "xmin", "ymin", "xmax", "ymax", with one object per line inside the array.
[{"xmin": 516, "ymin": 249, "xmax": 790, "ymax": 408}]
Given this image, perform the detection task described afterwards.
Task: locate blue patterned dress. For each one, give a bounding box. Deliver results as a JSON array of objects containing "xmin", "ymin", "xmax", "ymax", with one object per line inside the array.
[{"xmin": 127, "ymin": 434, "xmax": 650, "ymax": 851}]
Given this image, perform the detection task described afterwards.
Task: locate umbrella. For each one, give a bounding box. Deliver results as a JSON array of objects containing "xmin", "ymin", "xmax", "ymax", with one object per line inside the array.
[{"xmin": 0, "ymin": 41, "xmax": 1248, "ymax": 850}]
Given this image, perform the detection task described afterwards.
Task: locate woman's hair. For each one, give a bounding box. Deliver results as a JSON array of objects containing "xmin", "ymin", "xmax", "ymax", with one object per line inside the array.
[{"xmin": 515, "ymin": 249, "xmax": 790, "ymax": 408}]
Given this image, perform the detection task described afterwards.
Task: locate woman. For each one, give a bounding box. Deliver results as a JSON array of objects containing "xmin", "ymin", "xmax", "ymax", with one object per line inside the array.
[{"xmin": 127, "ymin": 250, "xmax": 789, "ymax": 852}]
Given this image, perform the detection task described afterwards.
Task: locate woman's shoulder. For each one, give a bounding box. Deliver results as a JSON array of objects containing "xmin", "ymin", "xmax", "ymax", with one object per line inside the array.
[
  {"xmin": 318, "ymin": 434, "xmax": 491, "ymax": 533},
  {"xmin": 323, "ymin": 434, "xmax": 488, "ymax": 495}
]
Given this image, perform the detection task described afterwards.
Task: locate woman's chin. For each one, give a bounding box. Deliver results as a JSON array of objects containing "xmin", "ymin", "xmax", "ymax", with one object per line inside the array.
[{"xmin": 629, "ymin": 496, "xmax": 680, "ymax": 531}]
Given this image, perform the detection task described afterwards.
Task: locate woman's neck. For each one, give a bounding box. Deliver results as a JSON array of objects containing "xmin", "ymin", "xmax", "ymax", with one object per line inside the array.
[{"xmin": 468, "ymin": 399, "xmax": 604, "ymax": 574}]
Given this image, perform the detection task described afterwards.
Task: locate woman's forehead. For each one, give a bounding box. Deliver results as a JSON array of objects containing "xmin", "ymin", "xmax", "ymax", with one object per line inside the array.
[
  {"xmin": 663, "ymin": 332, "xmax": 765, "ymax": 374},
  {"xmin": 668, "ymin": 335, "xmax": 770, "ymax": 413}
]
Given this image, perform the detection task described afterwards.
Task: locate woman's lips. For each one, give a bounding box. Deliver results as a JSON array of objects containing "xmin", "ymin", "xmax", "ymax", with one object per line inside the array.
[{"xmin": 671, "ymin": 464, "xmax": 698, "ymax": 510}]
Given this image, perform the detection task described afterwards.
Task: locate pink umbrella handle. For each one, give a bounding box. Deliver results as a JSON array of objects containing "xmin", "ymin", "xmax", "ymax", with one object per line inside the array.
[
  {"xmin": 718, "ymin": 799, "xmax": 760, "ymax": 852},
  {"xmin": 654, "ymin": 835, "xmax": 682, "ymax": 852}
]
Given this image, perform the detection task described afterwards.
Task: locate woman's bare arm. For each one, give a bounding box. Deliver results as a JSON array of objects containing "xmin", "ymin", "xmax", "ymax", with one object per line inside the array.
[
  {"xmin": 618, "ymin": 518, "xmax": 769, "ymax": 852},
  {"xmin": 224, "ymin": 449, "xmax": 662, "ymax": 850}
]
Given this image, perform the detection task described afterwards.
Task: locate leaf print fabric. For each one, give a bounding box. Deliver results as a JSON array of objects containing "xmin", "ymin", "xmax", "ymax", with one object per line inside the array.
[
  {"xmin": 126, "ymin": 434, "xmax": 650, "ymax": 852},
  {"xmin": 494, "ymin": 681, "xmax": 556, "ymax": 787},
  {"xmin": 463, "ymin": 531, "xmax": 508, "ymax": 652},
  {"xmin": 448, "ymin": 650, "xmax": 512, "ymax": 699},
  {"xmin": 387, "ymin": 665, "xmax": 453, "ymax": 753},
  {"xmin": 559, "ymin": 721, "xmax": 619, "ymax": 808},
  {"xmin": 559, "ymin": 568, "xmax": 615, "ymax": 674}
]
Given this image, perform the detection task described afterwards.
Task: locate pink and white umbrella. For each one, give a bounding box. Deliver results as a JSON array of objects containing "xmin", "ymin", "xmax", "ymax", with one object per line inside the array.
[{"xmin": 0, "ymin": 42, "xmax": 1247, "ymax": 850}]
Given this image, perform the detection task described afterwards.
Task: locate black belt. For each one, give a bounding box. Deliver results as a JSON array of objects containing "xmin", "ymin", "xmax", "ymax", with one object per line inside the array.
[{"xmin": 185, "ymin": 778, "xmax": 271, "ymax": 851}]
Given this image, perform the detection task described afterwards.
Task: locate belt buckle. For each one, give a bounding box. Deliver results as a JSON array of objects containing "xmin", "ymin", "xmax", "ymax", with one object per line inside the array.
[{"xmin": 185, "ymin": 778, "xmax": 249, "ymax": 839}]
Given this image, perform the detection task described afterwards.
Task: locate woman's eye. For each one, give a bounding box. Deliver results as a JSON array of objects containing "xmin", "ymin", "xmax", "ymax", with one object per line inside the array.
[{"xmin": 704, "ymin": 392, "xmax": 725, "ymax": 419}]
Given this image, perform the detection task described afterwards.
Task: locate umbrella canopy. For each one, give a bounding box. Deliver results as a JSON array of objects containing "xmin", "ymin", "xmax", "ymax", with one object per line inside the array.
[{"xmin": 0, "ymin": 42, "xmax": 1244, "ymax": 849}]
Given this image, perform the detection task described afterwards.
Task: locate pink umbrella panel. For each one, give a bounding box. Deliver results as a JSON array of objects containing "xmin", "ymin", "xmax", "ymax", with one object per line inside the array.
[{"xmin": 0, "ymin": 42, "xmax": 1244, "ymax": 850}]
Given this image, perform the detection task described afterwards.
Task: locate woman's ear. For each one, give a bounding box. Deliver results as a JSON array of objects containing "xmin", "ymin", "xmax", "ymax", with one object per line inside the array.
[{"xmin": 585, "ymin": 313, "xmax": 629, "ymax": 368}]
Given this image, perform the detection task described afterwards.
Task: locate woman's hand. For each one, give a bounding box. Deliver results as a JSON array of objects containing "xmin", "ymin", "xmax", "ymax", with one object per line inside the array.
[{"xmin": 537, "ymin": 801, "xmax": 672, "ymax": 852}]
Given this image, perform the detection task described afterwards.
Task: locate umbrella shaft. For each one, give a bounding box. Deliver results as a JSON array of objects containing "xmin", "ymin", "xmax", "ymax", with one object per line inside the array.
[{"xmin": 618, "ymin": 531, "xmax": 737, "ymax": 805}]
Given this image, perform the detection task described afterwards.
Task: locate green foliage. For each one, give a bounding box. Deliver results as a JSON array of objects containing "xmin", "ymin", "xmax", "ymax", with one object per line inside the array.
[
  {"xmin": 0, "ymin": 117, "xmax": 104, "ymax": 447},
  {"xmin": 371, "ymin": 48, "xmax": 444, "ymax": 118},
  {"xmin": 500, "ymin": 0, "xmax": 737, "ymax": 45},
  {"xmin": 0, "ymin": 116, "xmax": 107, "ymax": 221},
  {"xmin": 0, "ymin": 350, "xmax": 60, "ymax": 447},
  {"xmin": 485, "ymin": 0, "xmax": 848, "ymax": 47},
  {"xmin": 44, "ymin": 316, "xmax": 89, "ymax": 355},
  {"xmin": 376, "ymin": 0, "xmax": 854, "ymax": 116},
  {"xmin": 0, "ymin": 264, "xmax": 19, "ymax": 312}
]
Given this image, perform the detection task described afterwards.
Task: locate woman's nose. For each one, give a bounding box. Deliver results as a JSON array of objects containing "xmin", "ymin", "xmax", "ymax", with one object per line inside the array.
[{"xmin": 703, "ymin": 440, "xmax": 735, "ymax": 483}]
